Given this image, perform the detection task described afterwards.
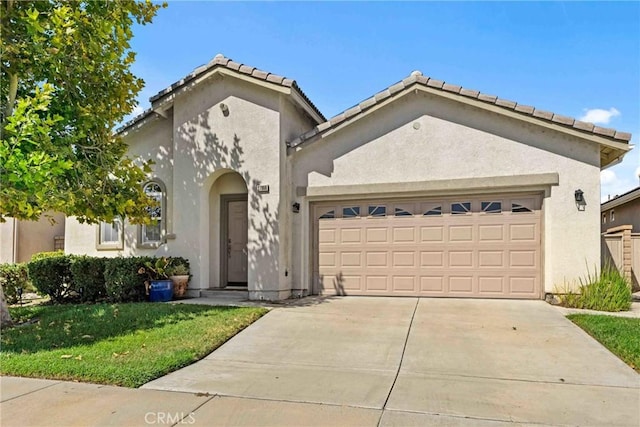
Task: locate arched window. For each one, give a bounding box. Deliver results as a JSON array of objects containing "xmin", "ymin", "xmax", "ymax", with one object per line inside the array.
[{"xmin": 140, "ymin": 180, "xmax": 165, "ymax": 246}]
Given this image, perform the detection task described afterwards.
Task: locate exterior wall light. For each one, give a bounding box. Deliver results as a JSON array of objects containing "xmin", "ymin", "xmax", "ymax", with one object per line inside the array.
[
  {"xmin": 292, "ymin": 202, "xmax": 300, "ymax": 213},
  {"xmin": 574, "ymin": 189, "xmax": 586, "ymax": 211},
  {"xmin": 220, "ymin": 103, "xmax": 229, "ymax": 117}
]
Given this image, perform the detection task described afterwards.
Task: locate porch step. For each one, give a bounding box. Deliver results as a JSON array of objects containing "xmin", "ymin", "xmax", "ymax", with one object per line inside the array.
[{"xmin": 199, "ymin": 289, "xmax": 249, "ymax": 300}]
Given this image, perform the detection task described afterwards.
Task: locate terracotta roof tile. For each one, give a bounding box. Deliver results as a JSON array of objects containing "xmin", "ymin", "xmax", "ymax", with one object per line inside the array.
[
  {"xmin": 551, "ymin": 114, "xmax": 575, "ymax": 126},
  {"xmin": 389, "ymin": 82, "xmax": 406, "ymax": 95},
  {"xmin": 442, "ymin": 83, "xmax": 462, "ymax": 94},
  {"xmin": 426, "ymin": 78, "xmax": 444, "ymax": 89},
  {"xmin": 266, "ymin": 73, "xmax": 285, "ymax": 84},
  {"xmin": 238, "ymin": 65, "xmax": 255, "ymax": 75},
  {"xmin": 593, "ymin": 126, "xmax": 616, "ymax": 137},
  {"xmin": 573, "ymin": 120, "xmax": 595, "ymax": 132},
  {"xmin": 460, "ymin": 88, "xmax": 480, "ymax": 98},
  {"xmin": 614, "ymin": 131, "xmax": 632, "ymax": 141},
  {"xmin": 495, "ymin": 98, "xmax": 517, "ymax": 109},
  {"xmin": 514, "ymin": 104, "xmax": 534, "ymax": 114},
  {"xmin": 532, "ymin": 109, "xmax": 554, "ymax": 120},
  {"xmin": 374, "ymin": 89, "xmax": 392, "ymax": 102},
  {"xmin": 477, "ymin": 93, "xmax": 498, "ymax": 103}
]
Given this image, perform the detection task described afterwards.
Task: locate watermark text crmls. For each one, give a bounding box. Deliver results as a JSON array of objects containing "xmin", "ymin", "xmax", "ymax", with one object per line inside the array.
[{"xmin": 144, "ymin": 412, "xmax": 196, "ymax": 425}]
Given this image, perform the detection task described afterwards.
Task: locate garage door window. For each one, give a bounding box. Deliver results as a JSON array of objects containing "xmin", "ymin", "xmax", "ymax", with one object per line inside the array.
[
  {"xmin": 451, "ymin": 202, "xmax": 471, "ymax": 214},
  {"xmin": 512, "ymin": 203, "xmax": 533, "ymax": 213},
  {"xmin": 368, "ymin": 205, "xmax": 386, "ymax": 217},
  {"xmin": 319, "ymin": 210, "xmax": 335, "ymax": 219},
  {"xmin": 481, "ymin": 201, "xmax": 502, "ymax": 214},
  {"xmin": 424, "ymin": 205, "xmax": 442, "ymax": 216},
  {"xmin": 395, "ymin": 207, "xmax": 413, "ymax": 216},
  {"xmin": 343, "ymin": 206, "xmax": 360, "ymax": 218}
]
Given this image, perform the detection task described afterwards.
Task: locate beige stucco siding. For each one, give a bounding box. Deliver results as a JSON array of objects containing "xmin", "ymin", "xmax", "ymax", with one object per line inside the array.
[
  {"xmin": 0, "ymin": 213, "xmax": 65, "ymax": 263},
  {"xmin": 65, "ymin": 117, "xmax": 174, "ymax": 258},
  {"xmin": 169, "ymin": 76, "xmax": 286, "ymax": 298},
  {"xmin": 292, "ymin": 92, "xmax": 601, "ymax": 294}
]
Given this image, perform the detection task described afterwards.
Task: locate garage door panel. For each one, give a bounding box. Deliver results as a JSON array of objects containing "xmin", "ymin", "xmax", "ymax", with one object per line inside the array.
[
  {"xmin": 366, "ymin": 252, "xmax": 389, "ymax": 267},
  {"xmin": 366, "ymin": 276, "xmax": 389, "ymax": 291},
  {"xmin": 420, "ymin": 226, "xmax": 444, "ymax": 242},
  {"xmin": 340, "ymin": 228, "xmax": 362, "ymax": 243},
  {"xmin": 449, "ymin": 276, "xmax": 474, "ymax": 293},
  {"xmin": 449, "ymin": 225, "xmax": 473, "ymax": 241},
  {"xmin": 393, "ymin": 276, "xmax": 416, "ymax": 292},
  {"xmin": 449, "ymin": 251, "xmax": 474, "ymax": 267},
  {"xmin": 315, "ymin": 194, "xmax": 541, "ymax": 299}
]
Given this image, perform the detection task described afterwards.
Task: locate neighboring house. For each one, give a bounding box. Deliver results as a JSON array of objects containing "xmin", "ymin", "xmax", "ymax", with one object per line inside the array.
[
  {"xmin": 601, "ymin": 186, "xmax": 640, "ymax": 233},
  {"xmin": 0, "ymin": 213, "xmax": 66, "ymax": 264},
  {"xmin": 64, "ymin": 54, "xmax": 633, "ymax": 300}
]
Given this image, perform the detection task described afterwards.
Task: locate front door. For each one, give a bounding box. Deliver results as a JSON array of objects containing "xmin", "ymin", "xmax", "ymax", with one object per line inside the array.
[{"xmin": 226, "ymin": 199, "xmax": 248, "ymax": 285}]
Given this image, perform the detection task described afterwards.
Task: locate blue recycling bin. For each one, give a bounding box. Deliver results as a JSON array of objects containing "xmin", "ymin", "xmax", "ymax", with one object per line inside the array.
[{"xmin": 149, "ymin": 279, "xmax": 173, "ymax": 302}]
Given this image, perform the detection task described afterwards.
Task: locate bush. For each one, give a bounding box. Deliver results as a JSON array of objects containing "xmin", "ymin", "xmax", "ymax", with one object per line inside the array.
[
  {"xmin": 104, "ymin": 256, "xmax": 153, "ymax": 302},
  {"xmin": 30, "ymin": 251, "xmax": 65, "ymax": 262},
  {"xmin": 0, "ymin": 263, "xmax": 33, "ymax": 304},
  {"xmin": 70, "ymin": 256, "xmax": 108, "ymax": 302},
  {"xmin": 560, "ymin": 265, "xmax": 632, "ymax": 312},
  {"xmin": 27, "ymin": 254, "xmax": 76, "ymax": 303}
]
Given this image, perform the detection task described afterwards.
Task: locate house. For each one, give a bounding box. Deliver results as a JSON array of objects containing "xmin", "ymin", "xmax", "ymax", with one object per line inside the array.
[
  {"xmin": 601, "ymin": 186, "xmax": 640, "ymax": 233},
  {"xmin": 64, "ymin": 54, "xmax": 633, "ymax": 300},
  {"xmin": 0, "ymin": 213, "xmax": 66, "ymax": 264},
  {"xmin": 601, "ymin": 185, "xmax": 640, "ymax": 289}
]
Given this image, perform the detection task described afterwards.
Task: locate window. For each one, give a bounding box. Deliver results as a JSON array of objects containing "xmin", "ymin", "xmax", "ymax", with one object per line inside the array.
[
  {"xmin": 451, "ymin": 202, "xmax": 471, "ymax": 215},
  {"xmin": 481, "ymin": 201, "xmax": 502, "ymax": 214},
  {"xmin": 610, "ymin": 210, "xmax": 615, "ymax": 222},
  {"xmin": 319, "ymin": 210, "xmax": 335, "ymax": 219},
  {"xmin": 423, "ymin": 206, "xmax": 442, "ymax": 216},
  {"xmin": 342, "ymin": 206, "xmax": 360, "ymax": 218},
  {"xmin": 140, "ymin": 181, "xmax": 165, "ymax": 246},
  {"xmin": 97, "ymin": 218, "xmax": 123, "ymax": 250},
  {"xmin": 602, "ymin": 213, "xmax": 607, "ymax": 224},
  {"xmin": 512, "ymin": 203, "xmax": 533, "ymax": 213},
  {"xmin": 395, "ymin": 207, "xmax": 413, "ymax": 217},
  {"xmin": 368, "ymin": 205, "xmax": 386, "ymax": 217}
]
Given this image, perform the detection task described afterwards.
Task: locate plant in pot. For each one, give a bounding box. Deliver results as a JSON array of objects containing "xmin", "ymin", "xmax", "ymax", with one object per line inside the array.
[
  {"xmin": 138, "ymin": 257, "xmax": 174, "ymax": 302},
  {"xmin": 167, "ymin": 260, "xmax": 190, "ymax": 299}
]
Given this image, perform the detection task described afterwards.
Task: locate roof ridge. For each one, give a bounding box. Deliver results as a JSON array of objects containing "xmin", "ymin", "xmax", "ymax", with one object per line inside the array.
[{"xmin": 289, "ymin": 71, "xmax": 632, "ymax": 147}]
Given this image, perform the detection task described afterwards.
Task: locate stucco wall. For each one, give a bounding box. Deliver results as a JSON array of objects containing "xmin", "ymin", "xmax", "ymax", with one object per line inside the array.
[
  {"xmin": 292, "ymin": 91, "xmax": 602, "ymax": 294},
  {"xmin": 65, "ymin": 117, "xmax": 174, "ymax": 258},
  {"xmin": 169, "ymin": 76, "xmax": 286, "ymax": 298},
  {"xmin": 0, "ymin": 213, "xmax": 65, "ymax": 263}
]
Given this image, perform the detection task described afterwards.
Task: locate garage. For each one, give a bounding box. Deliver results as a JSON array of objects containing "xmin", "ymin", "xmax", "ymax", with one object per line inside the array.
[{"xmin": 313, "ymin": 193, "xmax": 542, "ymax": 299}]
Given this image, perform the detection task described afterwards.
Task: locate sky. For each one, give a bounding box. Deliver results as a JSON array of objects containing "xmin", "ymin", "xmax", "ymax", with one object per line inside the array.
[{"xmin": 126, "ymin": 1, "xmax": 640, "ymax": 201}]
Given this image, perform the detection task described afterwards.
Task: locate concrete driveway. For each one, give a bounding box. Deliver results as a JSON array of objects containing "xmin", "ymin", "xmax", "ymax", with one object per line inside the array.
[{"xmin": 142, "ymin": 298, "xmax": 640, "ymax": 426}]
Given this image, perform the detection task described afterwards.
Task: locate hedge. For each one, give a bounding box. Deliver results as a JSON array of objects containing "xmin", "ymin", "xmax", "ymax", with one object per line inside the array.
[
  {"xmin": 27, "ymin": 254, "xmax": 76, "ymax": 303},
  {"xmin": 0, "ymin": 263, "xmax": 33, "ymax": 304},
  {"xmin": 104, "ymin": 256, "xmax": 154, "ymax": 302},
  {"xmin": 70, "ymin": 256, "xmax": 108, "ymax": 302}
]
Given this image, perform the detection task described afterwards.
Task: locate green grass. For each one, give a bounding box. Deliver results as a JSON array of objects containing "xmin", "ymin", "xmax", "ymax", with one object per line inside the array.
[
  {"xmin": 568, "ymin": 314, "xmax": 640, "ymax": 372},
  {"xmin": 1, "ymin": 303, "xmax": 268, "ymax": 387}
]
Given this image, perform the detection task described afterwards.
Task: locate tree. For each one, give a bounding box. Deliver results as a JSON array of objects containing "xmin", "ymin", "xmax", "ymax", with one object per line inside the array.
[
  {"xmin": 0, "ymin": 0, "xmax": 165, "ymax": 327},
  {"xmin": 1, "ymin": 0, "xmax": 165, "ymax": 224}
]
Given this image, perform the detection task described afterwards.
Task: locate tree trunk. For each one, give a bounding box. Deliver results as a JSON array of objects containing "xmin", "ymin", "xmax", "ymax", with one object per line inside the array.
[{"xmin": 0, "ymin": 285, "xmax": 13, "ymax": 328}]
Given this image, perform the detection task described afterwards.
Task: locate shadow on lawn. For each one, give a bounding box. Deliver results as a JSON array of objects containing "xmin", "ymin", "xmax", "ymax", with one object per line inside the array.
[{"xmin": 1, "ymin": 303, "xmax": 238, "ymax": 354}]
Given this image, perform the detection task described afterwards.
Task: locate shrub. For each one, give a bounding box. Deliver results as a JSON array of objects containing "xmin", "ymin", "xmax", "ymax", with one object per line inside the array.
[
  {"xmin": 30, "ymin": 251, "xmax": 65, "ymax": 262},
  {"xmin": 167, "ymin": 257, "xmax": 190, "ymax": 277},
  {"xmin": 70, "ymin": 256, "xmax": 108, "ymax": 302},
  {"xmin": 0, "ymin": 263, "xmax": 32, "ymax": 304},
  {"xmin": 27, "ymin": 254, "xmax": 76, "ymax": 303},
  {"xmin": 559, "ymin": 265, "xmax": 632, "ymax": 312},
  {"xmin": 104, "ymin": 256, "xmax": 153, "ymax": 302}
]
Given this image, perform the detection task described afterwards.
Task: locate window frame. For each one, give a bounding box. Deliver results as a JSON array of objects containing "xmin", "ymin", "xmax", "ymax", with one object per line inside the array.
[
  {"xmin": 138, "ymin": 179, "xmax": 167, "ymax": 248},
  {"xmin": 96, "ymin": 217, "xmax": 124, "ymax": 250}
]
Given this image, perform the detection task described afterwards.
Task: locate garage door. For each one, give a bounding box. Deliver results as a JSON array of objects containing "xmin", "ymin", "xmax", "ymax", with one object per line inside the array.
[{"xmin": 313, "ymin": 194, "xmax": 542, "ymax": 299}]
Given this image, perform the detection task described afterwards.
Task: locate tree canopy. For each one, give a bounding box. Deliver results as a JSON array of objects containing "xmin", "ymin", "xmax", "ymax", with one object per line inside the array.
[{"xmin": 0, "ymin": 0, "xmax": 165, "ymax": 224}]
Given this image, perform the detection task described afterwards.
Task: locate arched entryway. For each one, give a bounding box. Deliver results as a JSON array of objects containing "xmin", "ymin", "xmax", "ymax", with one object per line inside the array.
[{"xmin": 207, "ymin": 170, "xmax": 248, "ymax": 288}]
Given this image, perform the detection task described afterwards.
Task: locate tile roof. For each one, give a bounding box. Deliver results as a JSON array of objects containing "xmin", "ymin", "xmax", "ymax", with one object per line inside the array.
[
  {"xmin": 288, "ymin": 70, "xmax": 633, "ymax": 148},
  {"xmin": 118, "ymin": 54, "xmax": 325, "ymax": 134},
  {"xmin": 151, "ymin": 54, "xmax": 324, "ymax": 120},
  {"xmin": 601, "ymin": 186, "xmax": 640, "ymax": 209}
]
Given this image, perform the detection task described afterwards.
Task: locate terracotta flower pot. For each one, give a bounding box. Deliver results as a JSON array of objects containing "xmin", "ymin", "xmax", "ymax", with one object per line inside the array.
[{"xmin": 170, "ymin": 275, "xmax": 189, "ymax": 298}]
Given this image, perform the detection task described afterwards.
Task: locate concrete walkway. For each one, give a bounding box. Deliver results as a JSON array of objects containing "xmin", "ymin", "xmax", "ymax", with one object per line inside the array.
[{"xmin": 2, "ymin": 298, "xmax": 639, "ymax": 426}]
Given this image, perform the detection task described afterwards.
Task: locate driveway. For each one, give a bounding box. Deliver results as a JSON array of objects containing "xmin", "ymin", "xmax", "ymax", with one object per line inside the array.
[{"xmin": 143, "ymin": 298, "xmax": 640, "ymax": 426}]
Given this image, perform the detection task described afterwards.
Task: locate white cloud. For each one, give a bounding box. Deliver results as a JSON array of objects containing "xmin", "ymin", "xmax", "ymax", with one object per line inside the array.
[
  {"xmin": 579, "ymin": 107, "xmax": 620, "ymax": 125},
  {"xmin": 600, "ymin": 169, "xmax": 617, "ymax": 185}
]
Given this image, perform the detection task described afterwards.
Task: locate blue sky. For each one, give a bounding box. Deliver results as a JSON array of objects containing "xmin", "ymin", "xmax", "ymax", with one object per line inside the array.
[{"xmin": 127, "ymin": 1, "xmax": 640, "ymax": 200}]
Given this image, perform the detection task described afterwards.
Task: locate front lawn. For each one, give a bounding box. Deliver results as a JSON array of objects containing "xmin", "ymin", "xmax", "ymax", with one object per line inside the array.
[
  {"xmin": 568, "ymin": 314, "xmax": 640, "ymax": 372},
  {"xmin": 1, "ymin": 303, "xmax": 268, "ymax": 387}
]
